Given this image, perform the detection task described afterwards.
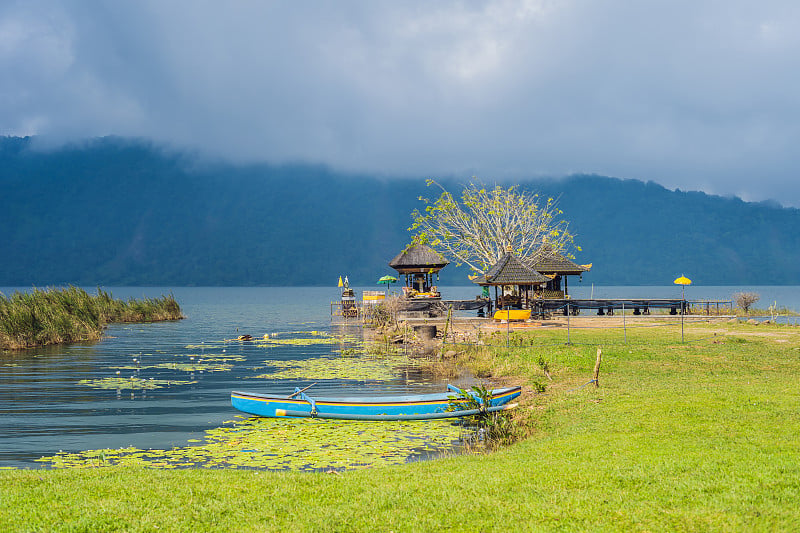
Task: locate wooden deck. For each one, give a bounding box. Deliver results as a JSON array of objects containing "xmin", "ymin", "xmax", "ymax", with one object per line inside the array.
[
  {"xmin": 537, "ymin": 298, "xmax": 732, "ymax": 316},
  {"xmin": 333, "ymin": 297, "xmax": 732, "ymax": 322}
]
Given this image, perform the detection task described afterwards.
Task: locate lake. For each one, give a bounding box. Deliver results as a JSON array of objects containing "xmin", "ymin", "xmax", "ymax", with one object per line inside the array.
[
  {"xmin": 1, "ymin": 287, "xmax": 473, "ymax": 469},
  {"xmin": 1, "ymin": 285, "xmax": 798, "ymax": 469}
]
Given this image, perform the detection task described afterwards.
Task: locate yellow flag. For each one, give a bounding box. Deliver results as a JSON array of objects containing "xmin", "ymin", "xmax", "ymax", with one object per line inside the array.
[{"xmin": 338, "ymin": 276, "xmax": 343, "ymax": 288}]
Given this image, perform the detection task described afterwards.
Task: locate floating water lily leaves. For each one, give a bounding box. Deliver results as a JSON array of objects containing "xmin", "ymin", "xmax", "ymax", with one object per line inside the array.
[
  {"xmin": 179, "ymin": 353, "xmax": 246, "ymax": 362},
  {"xmin": 115, "ymin": 363, "xmax": 233, "ymax": 373},
  {"xmin": 185, "ymin": 330, "xmax": 366, "ymax": 351},
  {"xmin": 184, "ymin": 344, "xmax": 226, "ymax": 350},
  {"xmin": 36, "ymin": 417, "xmax": 464, "ymax": 471},
  {"xmin": 252, "ymin": 354, "xmax": 419, "ymax": 381},
  {"xmin": 78, "ymin": 377, "xmax": 198, "ymax": 390},
  {"xmin": 252, "ymin": 337, "xmax": 340, "ymax": 348},
  {"xmin": 154, "ymin": 362, "xmax": 234, "ymax": 372}
]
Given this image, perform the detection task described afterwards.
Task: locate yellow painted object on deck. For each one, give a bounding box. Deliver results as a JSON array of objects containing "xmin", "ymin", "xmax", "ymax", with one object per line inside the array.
[
  {"xmin": 493, "ymin": 309, "xmax": 531, "ymax": 321},
  {"xmin": 362, "ymin": 291, "xmax": 385, "ymax": 302},
  {"xmin": 413, "ymin": 291, "xmax": 439, "ymax": 298}
]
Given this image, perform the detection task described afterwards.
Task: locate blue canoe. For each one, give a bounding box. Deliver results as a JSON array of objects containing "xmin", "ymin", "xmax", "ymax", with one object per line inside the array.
[{"xmin": 230, "ymin": 384, "xmax": 522, "ymax": 421}]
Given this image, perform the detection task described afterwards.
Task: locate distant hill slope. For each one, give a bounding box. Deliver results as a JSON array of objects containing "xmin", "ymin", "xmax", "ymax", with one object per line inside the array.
[{"xmin": 2, "ymin": 136, "xmax": 799, "ymax": 286}]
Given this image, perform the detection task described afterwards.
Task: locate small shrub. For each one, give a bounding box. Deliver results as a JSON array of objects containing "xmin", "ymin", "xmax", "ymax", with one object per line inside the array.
[
  {"xmin": 447, "ymin": 385, "xmax": 519, "ymax": 448},
  {"xmin": 537, "ymin": 355, "xmax": 550, "ymax": 375},
  {"xmin": 734, "ymin": 291, "xmax": 760, "ymax": 314},
  {"xmin": 531, "ymin": 379, "xmax": 547, "ymax": 393},
  {"xmin": 363, "ymin": 295, "xmax": 402, "ymax": 328}
]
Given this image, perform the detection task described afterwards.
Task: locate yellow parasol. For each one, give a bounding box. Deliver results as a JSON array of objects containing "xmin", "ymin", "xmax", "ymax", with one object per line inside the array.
[
  {"xmin": 674, "ymin": 275, "xmax": 691, "ymax": 342},
  {"xmin": 674, "ymin": 275, "xmax": 692, "ymax": 298},
  {"xmin": 338, "ymin": 276, "xmax": 343, "ymax": 288}
]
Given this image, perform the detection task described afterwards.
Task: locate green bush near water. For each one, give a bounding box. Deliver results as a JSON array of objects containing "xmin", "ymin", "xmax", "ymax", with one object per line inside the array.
[
  {"xmin": 1, "ymin": 321, "xmax": 799, "ymax": 531},
  {"xmin": 0, "ymin": 287, "xmax": 183, "ymax": 350}
]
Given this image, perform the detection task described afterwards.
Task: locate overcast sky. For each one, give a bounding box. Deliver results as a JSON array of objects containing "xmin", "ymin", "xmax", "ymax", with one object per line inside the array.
[{"xmin": 2, "ymin": 1, "xmax": 800, "ymax": 206}]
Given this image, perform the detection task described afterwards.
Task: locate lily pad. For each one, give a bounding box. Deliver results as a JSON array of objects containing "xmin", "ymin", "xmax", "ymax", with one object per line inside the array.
[
  {"xmin": 36, "ymin": 417, "xmax": 465, "ymax": 471},
  {"xmin": 179, "ymin": 353, "xmax": 246, "ymax": 362},
  {"xmin": 251, "ymin": 354, "xmax": 419, "ymax": 381},
  {"xmin": 78, "ymin": 377, "xmax": 198, "ymax": 390}
]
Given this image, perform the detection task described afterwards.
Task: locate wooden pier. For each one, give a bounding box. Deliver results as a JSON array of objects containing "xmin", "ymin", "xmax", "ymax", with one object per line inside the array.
[
  {"xmin": 535, "ymin": 298, "xmax": 732, "ymax": 316},
  {"xmin": 332, "ymin": 296, "xmax": 732, "ymax": 322},
  {"xmin": 396, "ymin": 297, "xmax": 732, "ymax": 318}
]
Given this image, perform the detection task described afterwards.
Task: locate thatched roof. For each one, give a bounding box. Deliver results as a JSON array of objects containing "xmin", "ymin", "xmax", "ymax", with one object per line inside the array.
[
  {"xmin": 475, "ymin": 252, "xmax": 549, "ymax": 286},
  {"xmin": 526, "ymin": 244, "xmax": 588, "ymax": 275},
  {"xmin": 389, "ymin": 244, "xmax": 449, "ymax": 273}
]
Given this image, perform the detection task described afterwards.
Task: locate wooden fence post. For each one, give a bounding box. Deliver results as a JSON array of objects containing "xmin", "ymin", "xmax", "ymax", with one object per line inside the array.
[{"xmin": 593, "ymin": 347, "xmax": 602, "ymax": 388}]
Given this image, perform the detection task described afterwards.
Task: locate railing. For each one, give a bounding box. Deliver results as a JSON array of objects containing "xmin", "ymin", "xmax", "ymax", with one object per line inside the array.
[
  {"xmin": 331, "ymin": 301, "xmax": 361, "ymax": 320},
  {"xmin": 687, "ymin": 300, "xmax": 734, "ymax": 315},
  {"xmin": 541, "ymin": 289, "xmax": 565, "ymax": 299}
]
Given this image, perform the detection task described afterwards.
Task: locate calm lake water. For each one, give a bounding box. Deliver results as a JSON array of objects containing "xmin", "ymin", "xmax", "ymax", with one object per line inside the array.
[{"xmin": 1, "ymin": 285, "xmax": 798, "ymax": 468}]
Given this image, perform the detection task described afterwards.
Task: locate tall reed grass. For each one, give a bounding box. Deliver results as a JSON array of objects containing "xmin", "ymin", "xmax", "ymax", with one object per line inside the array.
[{"xmin": 0, "ymin": 287, "xmax": 183, "ymax": 350}]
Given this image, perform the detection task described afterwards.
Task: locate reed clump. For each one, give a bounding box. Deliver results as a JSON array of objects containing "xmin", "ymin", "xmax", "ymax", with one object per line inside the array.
[{"xmin": 0, "ymin": 287, "xmax": 183, "ymax": 350}]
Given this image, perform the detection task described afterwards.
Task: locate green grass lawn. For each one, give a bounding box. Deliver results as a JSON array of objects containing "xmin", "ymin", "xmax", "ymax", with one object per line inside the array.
[{"xmin": 2, "ymin": 321, "xmax": 799, "ymax": 532}]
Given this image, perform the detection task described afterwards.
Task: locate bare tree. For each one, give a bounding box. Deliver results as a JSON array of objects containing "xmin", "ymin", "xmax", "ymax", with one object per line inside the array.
[
  {"xmin": 734, "ymin": 292, "xmax": 760, "ymax": 314},
  {"xmin": 410, "ymin": 180, "xmax": 578, "ymax": 273}
]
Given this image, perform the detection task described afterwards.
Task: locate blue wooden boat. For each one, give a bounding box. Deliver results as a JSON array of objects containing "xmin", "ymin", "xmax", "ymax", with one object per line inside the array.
[{"xmin": 230, "ymin": 384, "xmax": 521, "ymax": 421}]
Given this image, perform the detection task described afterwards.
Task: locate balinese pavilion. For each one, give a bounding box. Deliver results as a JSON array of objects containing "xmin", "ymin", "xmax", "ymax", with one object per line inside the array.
[
  {"xmin": 472, "ymin": 251, "xmax": 550, "ymax": 319},
  {"xmin": 526, "ymin": 244, "xmax": 591, "ymax": 299},
  {"xmin": 389, "ymin": 244, "xmax": 449, "ymax": 298}
]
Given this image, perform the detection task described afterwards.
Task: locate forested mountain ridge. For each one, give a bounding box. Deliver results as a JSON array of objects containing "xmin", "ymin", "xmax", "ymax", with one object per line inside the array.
[{"xmin": 2, "ymin": 136, "xmax": 798, "ymax": 286}]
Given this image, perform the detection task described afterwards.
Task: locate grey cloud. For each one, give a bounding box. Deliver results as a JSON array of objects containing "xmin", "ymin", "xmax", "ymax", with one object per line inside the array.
[{"xmin": 2, "ymin": 0, "xmax": 800, "ymax": 206}]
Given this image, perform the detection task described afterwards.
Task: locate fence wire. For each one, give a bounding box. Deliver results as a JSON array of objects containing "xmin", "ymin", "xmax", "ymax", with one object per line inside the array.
[{"xmin": 437, "ymin": 302, "xmax": 740, "ymax": 349}]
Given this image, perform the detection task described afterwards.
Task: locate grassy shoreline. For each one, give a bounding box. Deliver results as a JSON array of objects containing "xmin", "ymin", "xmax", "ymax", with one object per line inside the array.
[
  {"xmin": 2, "ymin": 321, "xmax": 799, "ymax": 531},
  {"xmin": 0, "ymin": 286, "xmax": 184, "ymax": 351}
]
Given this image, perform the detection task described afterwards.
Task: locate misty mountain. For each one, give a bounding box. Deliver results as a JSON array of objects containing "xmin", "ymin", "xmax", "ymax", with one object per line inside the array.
[{"xmin": 2, "ymin": 136, "xmax": 799, "ymax": 286}]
